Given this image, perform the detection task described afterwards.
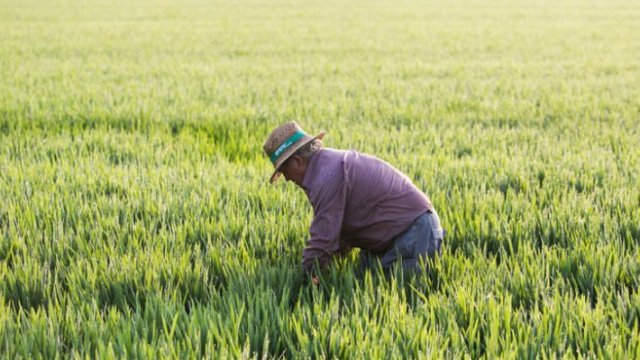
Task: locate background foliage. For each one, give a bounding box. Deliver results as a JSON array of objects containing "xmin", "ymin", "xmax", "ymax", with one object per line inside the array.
[{"xmin": 1, "ymin": 0, "xmax": 639, "ymax": 358}]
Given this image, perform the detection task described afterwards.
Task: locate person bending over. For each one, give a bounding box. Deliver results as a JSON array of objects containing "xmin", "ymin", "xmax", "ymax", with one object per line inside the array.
[{"xmin": 263, "ymin": 121, "xmax": 444, "ymax": 273}]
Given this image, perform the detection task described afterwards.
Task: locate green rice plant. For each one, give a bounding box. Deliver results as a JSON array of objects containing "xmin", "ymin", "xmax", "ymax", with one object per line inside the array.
[{"xmin": 1, "ymin": 0, "xmax": 639, "ymax": 357}]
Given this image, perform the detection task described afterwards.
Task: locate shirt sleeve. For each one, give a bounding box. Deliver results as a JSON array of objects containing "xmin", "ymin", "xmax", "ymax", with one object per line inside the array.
[{"xmin": 301, "ymin": 169, "xmax": 348, "ymax": 270}]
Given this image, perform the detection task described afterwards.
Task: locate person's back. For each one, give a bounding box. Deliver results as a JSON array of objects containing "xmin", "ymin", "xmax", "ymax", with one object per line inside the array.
[{"xmin": 302, "ymin": 148, "xmax": 433, "ymax": 259}]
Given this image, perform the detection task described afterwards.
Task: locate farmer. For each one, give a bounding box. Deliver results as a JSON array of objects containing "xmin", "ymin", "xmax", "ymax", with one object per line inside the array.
[{"xmin": 263, "ymin": 121, "xmax": 444, "ymax": 273}]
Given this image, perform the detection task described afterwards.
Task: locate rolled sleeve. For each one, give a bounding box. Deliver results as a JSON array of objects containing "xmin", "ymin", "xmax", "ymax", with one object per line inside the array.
[{"xmin": 301, "ymin": 170, "xmax": 347, "ymax": 270}]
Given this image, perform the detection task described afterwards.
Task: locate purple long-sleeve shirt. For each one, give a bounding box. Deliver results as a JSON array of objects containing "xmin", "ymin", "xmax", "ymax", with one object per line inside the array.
[{"xmin": 301, "ymin": 148, "xmax": 432, "ymax": 270}]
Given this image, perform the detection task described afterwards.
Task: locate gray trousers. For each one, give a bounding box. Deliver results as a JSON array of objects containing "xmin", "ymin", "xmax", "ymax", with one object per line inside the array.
[{"xmin": 360, "ymin": 210, "xmax": 444, "ymax": 272}]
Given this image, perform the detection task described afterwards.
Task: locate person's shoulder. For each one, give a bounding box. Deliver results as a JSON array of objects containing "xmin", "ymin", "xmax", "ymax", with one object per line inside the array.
[
  {"xmin": 306, "ymin": 148, "xmax": 345, "ymax": 188},
  {"xmin": 318, "ymin": 147, "xmax": 348, "ymax": 157},
  {"xmin": 341, "ymin": 148, "xmax": 384, "ymax": 164},
  {"xmin": 322, "ymin": 148, "xmax": 364, "ymax": 160},
  {"xmin": 316, "ymin": 147, "xmax": 389, "ymax": 169}
]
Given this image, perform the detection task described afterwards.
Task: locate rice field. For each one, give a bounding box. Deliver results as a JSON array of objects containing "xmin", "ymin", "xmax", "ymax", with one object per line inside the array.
[{"xmin": 1, "ymin": 0, "xmax": 639, "ymax": 358}]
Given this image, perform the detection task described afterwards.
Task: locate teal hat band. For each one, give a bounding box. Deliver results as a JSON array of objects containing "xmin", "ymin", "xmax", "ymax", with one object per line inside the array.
[{"xmin": 270, "ymin": 131, "xmax": 306, "ymax": 164}]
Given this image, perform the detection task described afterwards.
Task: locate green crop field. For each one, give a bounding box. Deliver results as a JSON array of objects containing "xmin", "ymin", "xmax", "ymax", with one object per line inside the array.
[{"xmin": 1, "ymin": 0, "xmax": 639, "ymax": 358}]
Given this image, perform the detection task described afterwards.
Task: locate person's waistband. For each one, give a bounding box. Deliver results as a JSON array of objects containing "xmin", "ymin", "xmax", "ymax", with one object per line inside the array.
[{"xmin": 377, "ymin": 209, "xmax": 433, "ymax": 254}]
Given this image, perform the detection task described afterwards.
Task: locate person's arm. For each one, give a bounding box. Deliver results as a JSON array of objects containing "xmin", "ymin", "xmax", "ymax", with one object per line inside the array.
[{"xmin": 301, "ymin": 171, "xmax": 348, "ymax": 271}]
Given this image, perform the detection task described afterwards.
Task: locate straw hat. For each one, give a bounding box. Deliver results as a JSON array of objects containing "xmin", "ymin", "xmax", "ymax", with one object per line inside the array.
[{"xmin": 263, "ymin": 121, "xmax": 325, "ymax": 183}]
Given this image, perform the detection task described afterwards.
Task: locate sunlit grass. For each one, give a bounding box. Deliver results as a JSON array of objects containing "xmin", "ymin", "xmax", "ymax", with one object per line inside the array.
[{"xmin": 1, "ymin": 0, "xmax": 639, "ymax": 357}]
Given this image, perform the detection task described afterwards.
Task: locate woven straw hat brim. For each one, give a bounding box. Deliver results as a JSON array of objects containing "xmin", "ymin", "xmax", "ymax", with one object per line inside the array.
[{"xmin": 270, "ymin": 131, "xmax": 325, "ymax": 184}]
